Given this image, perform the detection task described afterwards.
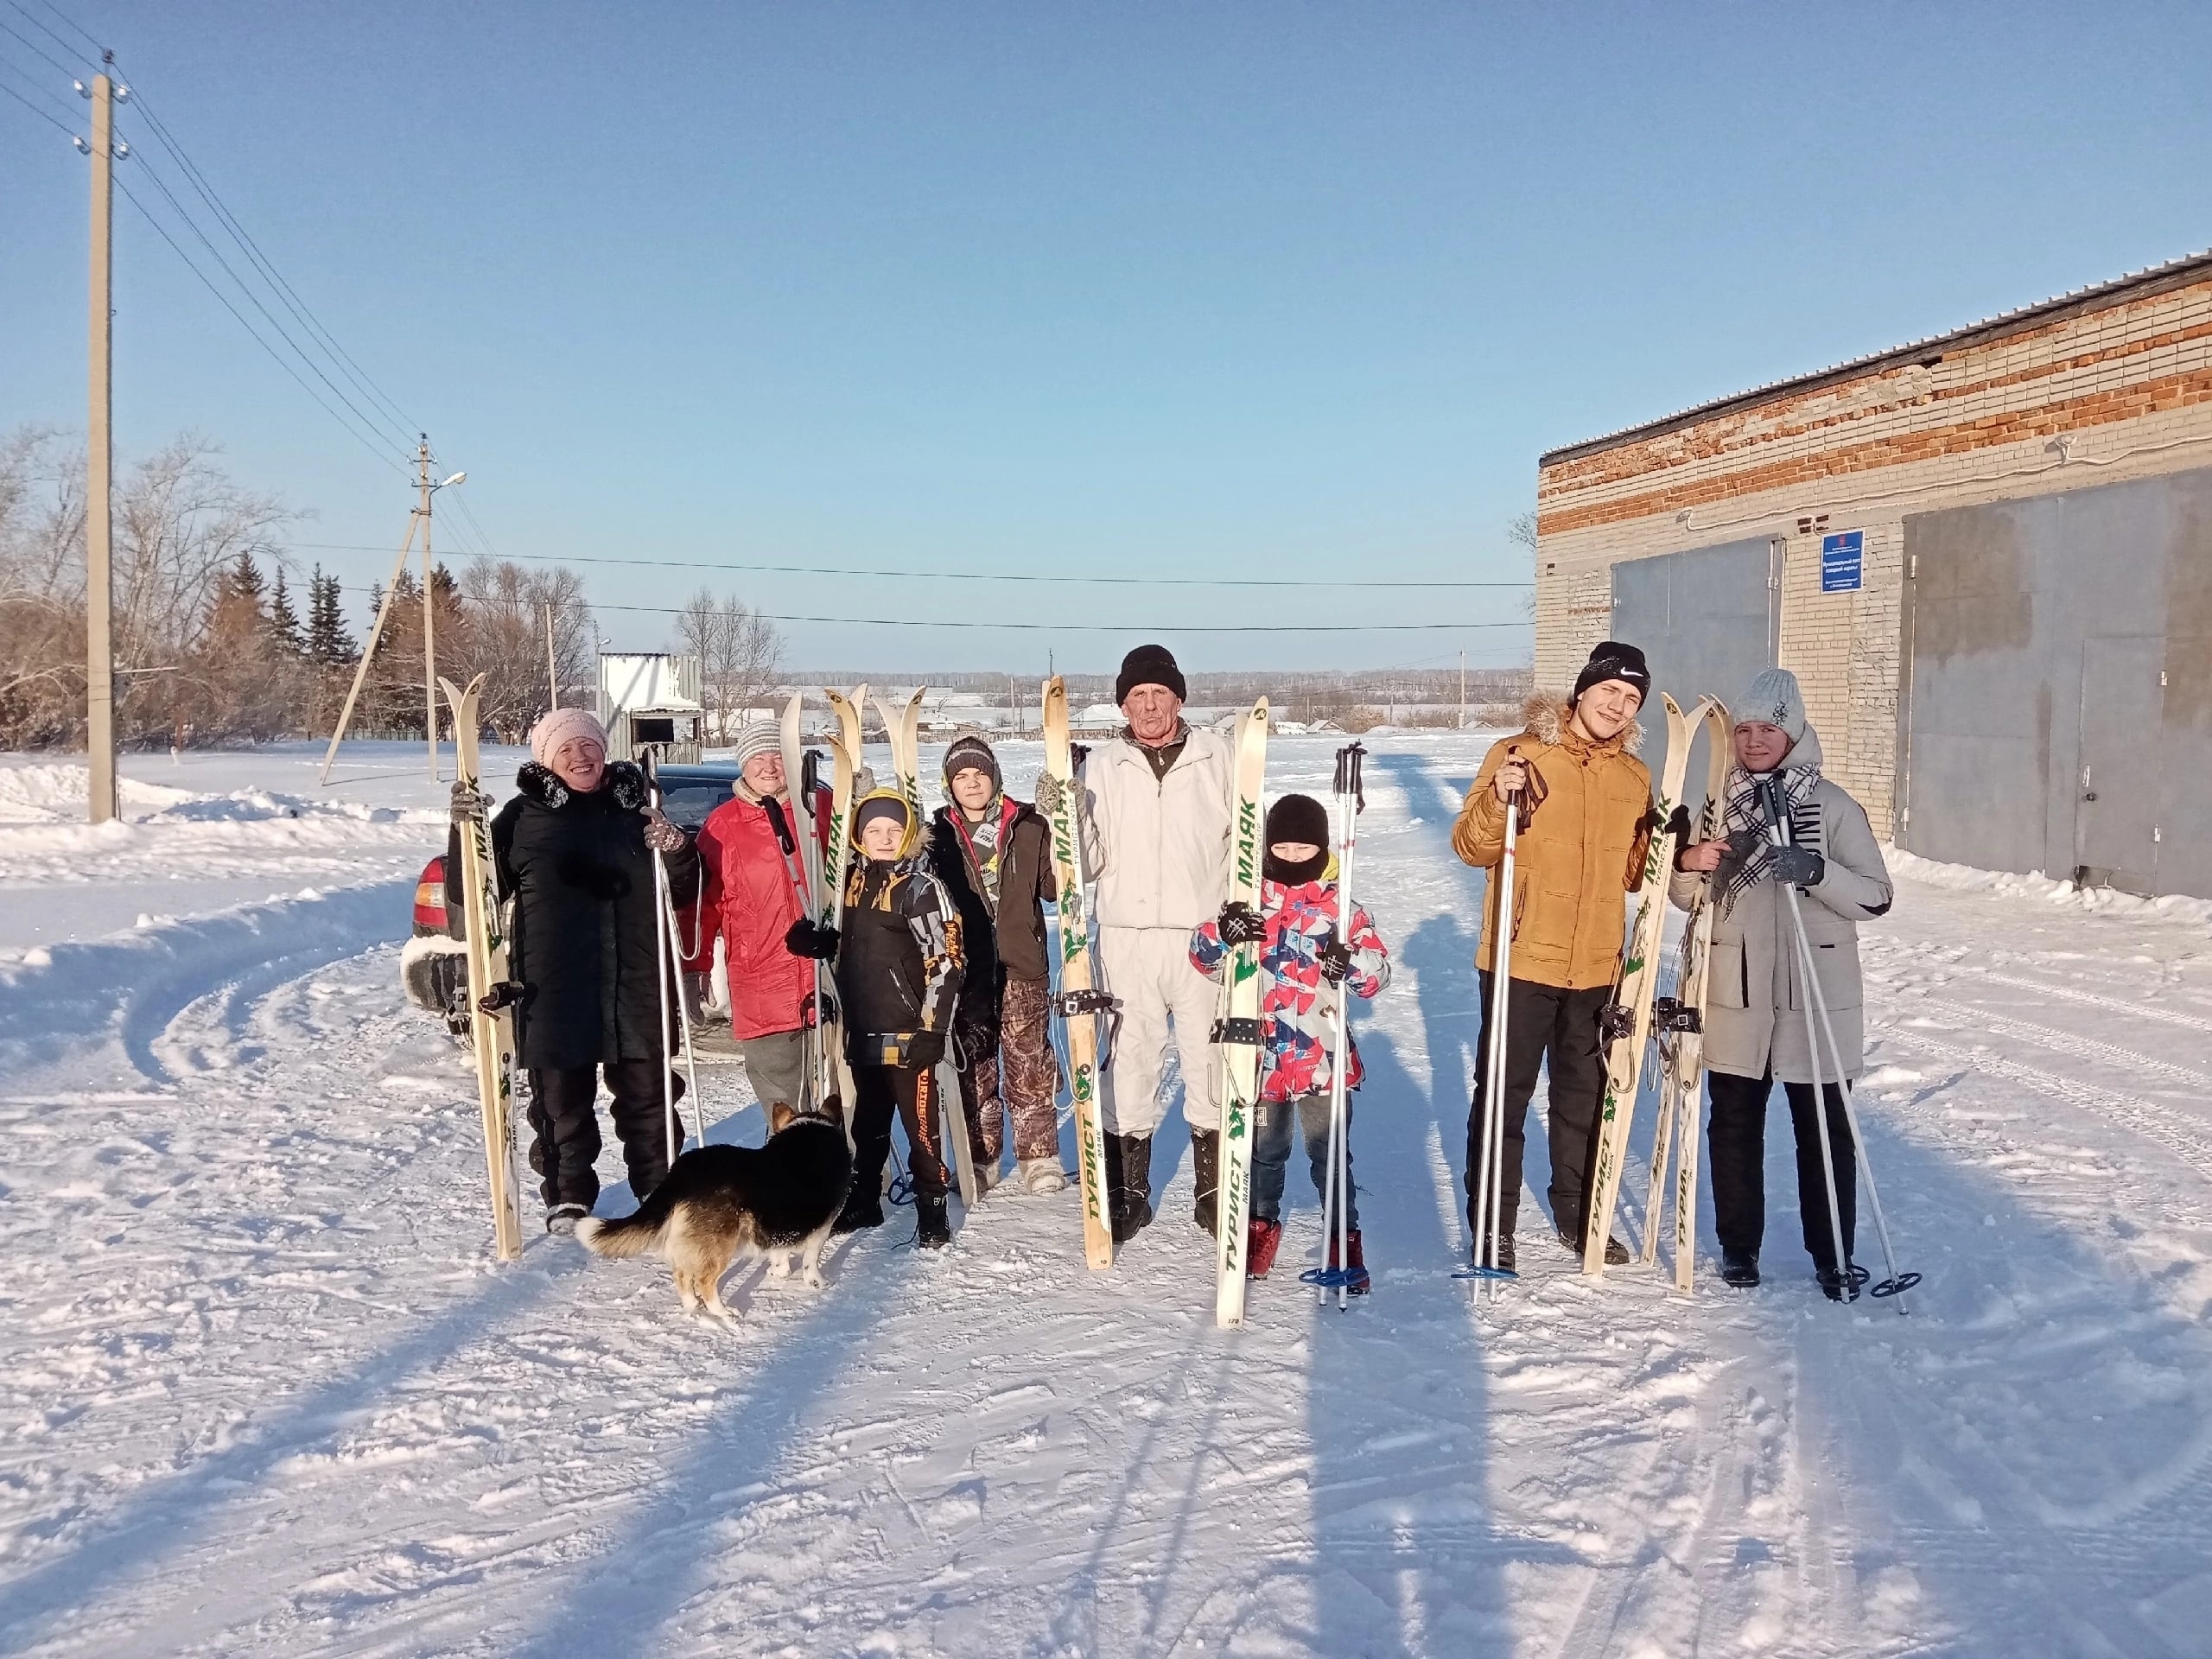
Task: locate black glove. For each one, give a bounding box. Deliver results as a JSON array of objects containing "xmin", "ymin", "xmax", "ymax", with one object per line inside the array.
[
  {"xmin": 1771, "ymin": 846, "xmax": 1825, "ymax": 887},
  {"xmin": 448, "ymin": 781, "xmax": 493, "ymax": 827},
  {"xmin": 1318, "ymin": 939, "xmax": 1355, "ymax": 986},
  {"xmin": 904, "ymin": 1030, "xmax": 946, "ymax": 1070},
  {"xmin": 1217, "ymin": 901, "xmax": 1266, "ymax": 944},
  {"xmin": 1033, "ymin": 771, "xmax": 1067, "ymax": 817},
  {"xmin": 784, "ymin": 918, "xmax": 840, "ymax": 960}
]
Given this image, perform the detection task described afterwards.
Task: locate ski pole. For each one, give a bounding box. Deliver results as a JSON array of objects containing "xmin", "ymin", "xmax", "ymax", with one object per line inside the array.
[
  {"xmin": 646, "ymin": 752, "xmax": 683, "ymax": 1168},
  {"xmin": 1759, "ymin": 778, "xmax": 1853, "ymax": 1301},
  {"xmin": 1782, "ymin": 880, "xmax": 1919, "ymax": 1308},
  {"xmin": 1459, "ymin": 779, "xmax": 1520, "ymax": 1283},
  {"xmin": 1304, "ymin": 742, "xmax": 1363, "ymax": 1303}
]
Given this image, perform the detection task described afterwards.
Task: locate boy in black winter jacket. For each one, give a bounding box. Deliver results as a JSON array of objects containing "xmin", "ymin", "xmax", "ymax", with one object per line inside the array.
[
  {"xmin": 928, "ymin": 728, "xmax": 1065, "ymax": 1198},
  {"xmin": 820, "ymin": 790, "xmax": 965, "ymax": 1247}
]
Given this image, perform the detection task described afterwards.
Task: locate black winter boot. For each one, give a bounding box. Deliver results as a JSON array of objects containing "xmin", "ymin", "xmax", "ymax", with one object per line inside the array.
[
  {"xmin": 1719, "ymin": 1248, "xmax": 1760, "ymax": 1287},
  {"xmin": 1104, "ymin": 1133, "xmax": 1154, "ymax": 1243},
  {"xmin": 916, "ymin": 1194, "xmax": 951, "ymax": 1249},
  {"xmin": 1189, "ymin": 1128, "xmax": 1220, "ymax": 1235}
]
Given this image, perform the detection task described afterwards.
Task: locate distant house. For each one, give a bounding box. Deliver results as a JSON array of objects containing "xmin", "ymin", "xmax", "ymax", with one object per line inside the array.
[{"xmin": 597, "ymin": 653, "xmax": 705, "ymax": 764}]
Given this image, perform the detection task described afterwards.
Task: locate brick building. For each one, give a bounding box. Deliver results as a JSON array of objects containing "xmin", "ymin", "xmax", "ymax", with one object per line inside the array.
[{"xmin": 1532, "ymin": 250, "xmax": 2212, "ymax": 898}]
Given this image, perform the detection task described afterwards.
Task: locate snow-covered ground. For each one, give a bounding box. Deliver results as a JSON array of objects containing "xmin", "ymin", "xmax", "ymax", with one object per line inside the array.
[{"xmin": 4, "ymin": 732, "xmax": 2212, "ymax": 1656}]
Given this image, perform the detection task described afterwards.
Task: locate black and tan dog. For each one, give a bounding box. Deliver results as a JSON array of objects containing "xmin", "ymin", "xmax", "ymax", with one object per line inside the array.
[{"xmin": 576, "ymin": 1113, "xmax": 853, "ymax": 1319}]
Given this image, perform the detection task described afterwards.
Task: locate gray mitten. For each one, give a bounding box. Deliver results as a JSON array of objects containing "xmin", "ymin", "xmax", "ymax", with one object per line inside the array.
[
  {"xmin": 448, "ymin": 781, "xmax": 493, "ymax": 826},
  {"xmin": 1034, "ymin": 771, "xmax": 1066, "ymax": 817}
]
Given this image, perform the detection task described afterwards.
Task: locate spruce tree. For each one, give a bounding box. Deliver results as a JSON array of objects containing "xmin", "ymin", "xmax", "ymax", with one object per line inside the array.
[
  {"xmin": 269, "ymin": 570, "xmax": 306, "ymax": 657},
  {"xmin": 307, "ymin": 568, "xmax": 356, "ymax": 665}
]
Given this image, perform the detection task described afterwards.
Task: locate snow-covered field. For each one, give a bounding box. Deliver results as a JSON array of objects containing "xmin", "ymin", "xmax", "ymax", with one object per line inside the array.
[{"xmin": 5, "ymin": 733, "xmax": 2212, "ymax": 1657}]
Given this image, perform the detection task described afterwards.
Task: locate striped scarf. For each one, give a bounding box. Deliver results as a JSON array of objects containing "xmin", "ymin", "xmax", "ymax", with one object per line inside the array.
[{"xmin": 1715, "ymin": 761, "xmax": 1821, "ymax": 917}]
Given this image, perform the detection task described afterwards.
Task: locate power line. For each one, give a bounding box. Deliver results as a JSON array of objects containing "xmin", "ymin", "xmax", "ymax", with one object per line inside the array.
[
  {"xmin": 123, "ymin": 148, "xmax": 415, "ymax": 468},
  {"xmin": 115, "ymin": 67, "xmax": 425, "ymax": 447},
  {"xmin": 113, "ymin": 174, "xmax": 413, "ymax": 478},
  {"xmin": 0, "ymin": 12, "xmax": 80, "ymax": 78},
  {"xmin": 29, "ymin": 0, "xmax": 99, "ymax": 56},
  {"xmin": 332, "ymin": 577, "xmax": 1529, "ymax": 632},
  {"xmin": 4, "ymin": 0, "xmax": 92, "ymax": 65},
  {"xmin": 0, "ymin": 69, "xmax": 70, "ymax": 132},
  {"xmin": 285, "ymin": 541, "xmax": 1533, "ymax": 589}
]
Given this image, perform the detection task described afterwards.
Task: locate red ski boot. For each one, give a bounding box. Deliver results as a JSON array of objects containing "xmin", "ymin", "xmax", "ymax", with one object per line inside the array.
[
  {"xmin": 1246, "ymin": 1216, "xmax": 1283, "ymax": 1278},
  {"xmin": 1326, "ymin": 1228, "xmax": 1370, "ymax": 1295}
]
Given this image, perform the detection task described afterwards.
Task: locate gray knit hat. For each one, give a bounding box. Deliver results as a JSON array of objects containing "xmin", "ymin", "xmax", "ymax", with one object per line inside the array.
[
  {"xmin": 1737, "ymin": 668, "xmax": 1807, "ymax": 742},
  {"xmin": 732, "ymin": 720, "xmax": 779, "ymax": 769}
]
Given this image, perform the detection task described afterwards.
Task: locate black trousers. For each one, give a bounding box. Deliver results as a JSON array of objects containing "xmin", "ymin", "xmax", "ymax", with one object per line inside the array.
[
  {"xmin": 525, "ymin": 1059, "xmax": 687, "ymax": 1211},
  {"xmin": 1465, "ymin": 971, "xmax": 1611, "ymax": 1243},
  {"xmin": 851, "ymin": 1062, "xmax": 950, "ymax": 1204},
  {"xmin": 1705, "ymin": 1068, "xmax": 1858, "ymax": 1271}
]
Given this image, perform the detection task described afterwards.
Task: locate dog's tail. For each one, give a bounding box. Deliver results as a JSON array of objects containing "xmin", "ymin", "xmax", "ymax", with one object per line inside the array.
[{"xmin": 574, "ymin": 1183, "xmax": 677, "ymax": 1258}]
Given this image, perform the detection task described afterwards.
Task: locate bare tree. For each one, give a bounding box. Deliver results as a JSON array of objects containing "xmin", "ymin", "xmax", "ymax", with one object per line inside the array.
[
  {"xmin": 674, "ymin": 587, "xmax": 782, "ymax": 741},
  {"xmin": 453, "ymin": 557, "xmax": 595, "ymax": 742},
  {"xmin": 0, "ymin": 428, "xmax": 298, "ymax": 748}
]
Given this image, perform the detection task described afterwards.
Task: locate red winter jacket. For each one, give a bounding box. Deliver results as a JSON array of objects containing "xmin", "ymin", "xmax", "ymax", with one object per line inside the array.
[{"xmin": 686, "ymin": 785, "xmax": 831, "ymax": 1040}]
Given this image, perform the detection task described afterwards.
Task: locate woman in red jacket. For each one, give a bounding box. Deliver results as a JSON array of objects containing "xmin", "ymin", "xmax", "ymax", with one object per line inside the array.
[{"xmin": 687, "ymin": 722, "xmax": 832, "ymax": 1120}]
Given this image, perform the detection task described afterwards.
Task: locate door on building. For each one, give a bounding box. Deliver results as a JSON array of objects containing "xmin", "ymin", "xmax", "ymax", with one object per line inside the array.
[
  {"xmin": 2074, "ymin": 635, "xmax": 2164, "ymax": 893},
  {"xmin": 1610, "ymin": 537, "xmax": 1779, "ymax": 815}
]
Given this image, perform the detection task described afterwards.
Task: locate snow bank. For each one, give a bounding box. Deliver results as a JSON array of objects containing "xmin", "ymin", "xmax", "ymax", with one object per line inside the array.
[
  {"xmin": 1889, "ymin": 845, "xmax": 2212, "ymax": 929},
  {"xmin": 0, "ymin": 882, "xmax": 411, "ymax": 1076}
]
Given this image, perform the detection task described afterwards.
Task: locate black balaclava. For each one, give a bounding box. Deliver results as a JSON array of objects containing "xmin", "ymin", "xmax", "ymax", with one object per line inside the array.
[{"xmin": 1262, "ymin": 792, "xmax": 1331, "ymax": 885}]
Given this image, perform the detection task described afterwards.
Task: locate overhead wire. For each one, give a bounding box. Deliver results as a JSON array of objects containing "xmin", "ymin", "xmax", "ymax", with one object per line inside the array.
[
  {"xmin": 116, "ymin": 68, "xmax": 426, "ymax": 446},
  {"xmin": 282, "ymin": 541, "xmax": 1532, "ymax": 589},
  {"xmin": 121, "ymin": 146, "xmax": 416, "ymax": 469},
  {"xmin": 0, "ymin": 12, "xmax": 79, "ymax": 78},
  {"xmin": 330, "ymin": 577, "xmax": 1529, "ymax": 633},
  {"xmin": 0, "ymin": 70, "xmax": 72, "ymax": 132},
  {"xmin": 111, "ymin": 174, "xmax": 413, "ymax": 479},
  {"xmin": 29, "ymin": 0, "xmax": 100, "ymax": 56}
]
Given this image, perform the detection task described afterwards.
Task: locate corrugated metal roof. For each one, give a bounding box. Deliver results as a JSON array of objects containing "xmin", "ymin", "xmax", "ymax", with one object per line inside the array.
[{"xmin": 1540, "ymin": 248, "xmax": 2212, "ymax": 468}]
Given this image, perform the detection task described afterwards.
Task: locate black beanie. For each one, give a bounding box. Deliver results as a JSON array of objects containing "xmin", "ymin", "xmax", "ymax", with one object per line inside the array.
[
  {"xmin": 941, "ymin": 729, "xmax": 1001, "ymax": 794},
  {"xmin": 1572, "ymin": 639, "xmax": 1651, "ymax": 705},
  {"xmin": 1116, "ymin": 643, "xmax": 1186, "ymax": 705},
  {"xmin": 1263, "ymin": 792, "xmax": 1332, "ymax": 884}
]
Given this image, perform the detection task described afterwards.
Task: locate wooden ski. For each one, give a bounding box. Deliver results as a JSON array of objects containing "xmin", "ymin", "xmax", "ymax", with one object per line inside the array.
[
  {"xmin": 1641, "ymin": 696, "xmax": 1733, "ymax": 1290},
  {"xmin": 438, "ymin": 674, "xmax": 524, "ymax": 1262},
  {"xmin": 1042, "ymin": 677, "xmax": 1114, "ymax": 1269},
  {"xmin": 1215, "ymin": 698, "xmax": 1270, "ymax": 1326},
  {"xmin": 1583, "ymin": 693, "xmax": 1709, "ymax": 1277}
]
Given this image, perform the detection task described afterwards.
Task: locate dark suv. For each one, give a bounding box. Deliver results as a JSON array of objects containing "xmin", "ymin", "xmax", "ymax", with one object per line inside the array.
[{"xmin": 401, "ymin": 761, "xmax": 741, "ymax": 1036}]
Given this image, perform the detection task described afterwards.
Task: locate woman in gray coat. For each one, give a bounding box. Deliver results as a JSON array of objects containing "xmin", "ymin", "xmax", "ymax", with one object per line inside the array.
[{"xmin": 1675, "ymin": 669, "xmax": 1893, "ymax": 1299}]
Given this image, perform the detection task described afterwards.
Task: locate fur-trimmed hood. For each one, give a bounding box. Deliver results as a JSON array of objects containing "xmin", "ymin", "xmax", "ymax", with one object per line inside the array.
[
  {"xmin": 513, "ymin": 759, "xmax": 649, "ymax": 811},
  {"xmin": 1519, "ymin": 690, "xmax": 1644, "ymax": 756}
]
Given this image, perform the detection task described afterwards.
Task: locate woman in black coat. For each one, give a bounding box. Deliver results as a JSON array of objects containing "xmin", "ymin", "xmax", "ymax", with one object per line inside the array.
[{"xmin": 449, "ymin": 708, "xmax": 698, "ymax": 1233}]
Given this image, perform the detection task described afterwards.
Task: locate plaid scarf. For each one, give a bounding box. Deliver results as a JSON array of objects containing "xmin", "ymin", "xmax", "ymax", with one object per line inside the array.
[{"xmin": 1714, "ymin": 761, "xmax": 1821, "ymax": 917}]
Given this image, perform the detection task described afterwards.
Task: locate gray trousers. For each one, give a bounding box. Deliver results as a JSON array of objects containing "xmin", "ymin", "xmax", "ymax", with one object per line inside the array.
[{"xmin": 739, "ymin": 1027, "xmax": 810, "ymax": 1116}]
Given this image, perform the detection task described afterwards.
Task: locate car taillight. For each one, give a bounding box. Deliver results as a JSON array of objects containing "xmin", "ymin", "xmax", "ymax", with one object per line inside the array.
[{"xmin": 414, "ymin": 857, "xmax": 448, "ymax": 931}]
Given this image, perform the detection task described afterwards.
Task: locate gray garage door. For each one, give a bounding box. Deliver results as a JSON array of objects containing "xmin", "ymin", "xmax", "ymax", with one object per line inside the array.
[
  {"xmin": 1610, "ymin": 537, "xmax": 1779, "ymax": 811},
  {"xmin": 1901, "ymin": 463, "xmax": 2212, "ymax": 897}
]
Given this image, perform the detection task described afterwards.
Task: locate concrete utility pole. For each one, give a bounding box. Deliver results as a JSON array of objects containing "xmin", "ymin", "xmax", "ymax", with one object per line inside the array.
[
  {"xmin": 545, "ymin": 602, "xmax": 560, "ymax": 709},
  {"xmin": 1459, "ymin": 650, "xmax": 1466, "ymax": 729},
  {"xmin": 85, "ymin": 67, "xmax": 118, "ymax": 823},
  {"xmin": 418, "ymin": 438, "xmax": 438, "ymax": 779}
]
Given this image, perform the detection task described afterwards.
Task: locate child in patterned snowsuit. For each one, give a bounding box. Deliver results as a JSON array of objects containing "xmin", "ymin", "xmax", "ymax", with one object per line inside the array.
[{"xmin": 1189, "ymin": 792, "xmax": 1390, "ymax": 1288}]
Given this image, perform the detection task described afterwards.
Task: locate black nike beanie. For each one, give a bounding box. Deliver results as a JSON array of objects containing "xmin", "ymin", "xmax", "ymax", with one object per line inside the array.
[
  {"xmin": 1571, "ymin": 639, "xmax": 1652, "ymax": 706},
  {"xmin": 1116, "ymin": 643, "xmax": 1186, "ymax": 705}
]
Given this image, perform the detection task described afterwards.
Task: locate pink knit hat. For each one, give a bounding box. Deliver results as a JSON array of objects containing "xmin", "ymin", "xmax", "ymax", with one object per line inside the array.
[{"xmin": 530, "ymin": 706, "xmax": 609, "ymax": 767}]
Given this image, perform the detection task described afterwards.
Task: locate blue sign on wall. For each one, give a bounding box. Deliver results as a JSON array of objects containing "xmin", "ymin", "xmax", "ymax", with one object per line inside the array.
[{"xmin": 1821, "ymin": 530, "xmax": 1864, "ymax": 593}]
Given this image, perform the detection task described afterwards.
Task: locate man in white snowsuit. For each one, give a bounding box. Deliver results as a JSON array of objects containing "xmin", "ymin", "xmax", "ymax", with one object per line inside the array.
[{"xmin": 1038, "ymin": 644, "xmax": 1232, "ymax": 1243}]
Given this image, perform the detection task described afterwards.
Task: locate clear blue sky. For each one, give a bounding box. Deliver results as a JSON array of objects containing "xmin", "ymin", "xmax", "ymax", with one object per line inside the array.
[{"xmin": 4, "ymin": 2, "xmax": 2209, "ymax": 672}]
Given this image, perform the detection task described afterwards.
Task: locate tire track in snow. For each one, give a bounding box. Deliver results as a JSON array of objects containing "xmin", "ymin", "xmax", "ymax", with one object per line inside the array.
[
  {"xmin": 1871, "ymin": 1024, "xmax": 2212, "ymax": 1185},
  {"xmin": 1888, "ymin": 998, "xmax": 2212, "ymax": 1096},
  {"xmin": 1944, "ymin": 966, "xmax": 2212, "ymax": 1038}
]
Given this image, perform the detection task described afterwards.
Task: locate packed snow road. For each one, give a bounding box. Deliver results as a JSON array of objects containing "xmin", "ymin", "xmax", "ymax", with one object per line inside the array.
[{"xmin": 3, "ymin": 734, "xmax": 2211, "ymax": 1657}]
